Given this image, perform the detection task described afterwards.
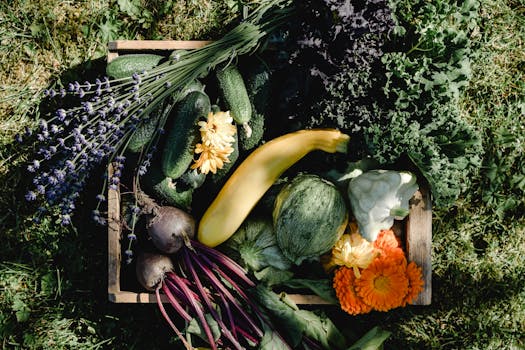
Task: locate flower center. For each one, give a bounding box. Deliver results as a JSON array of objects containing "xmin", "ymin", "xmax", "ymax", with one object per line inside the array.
[{"xmin": 373, "ymin": 275, "xmax": 390, "ymax": 293}]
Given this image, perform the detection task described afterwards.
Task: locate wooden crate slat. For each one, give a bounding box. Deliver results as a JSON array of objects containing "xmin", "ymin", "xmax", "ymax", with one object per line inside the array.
[
  {"xmin": 406, "ymin": 188, "xmax": 432, "ymax": 305},
  {"xmin": 107, "ymin": 163, "xmax": 121, "ymax": 297},
  {"xmin": 108, "ymin": 40, "xmax": 212, "ymax": 52}
]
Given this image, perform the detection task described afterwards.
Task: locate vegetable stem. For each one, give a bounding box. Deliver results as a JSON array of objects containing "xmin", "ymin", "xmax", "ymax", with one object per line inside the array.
[{"xmin": 155, "ymin": 286, "xmax": 193, "ymax": 350}]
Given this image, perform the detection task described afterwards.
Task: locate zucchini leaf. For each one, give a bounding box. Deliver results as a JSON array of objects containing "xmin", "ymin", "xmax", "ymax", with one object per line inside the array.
[
  {"xmin": 281, "ymin": 278, "xmax": 338, "ymax": 304},
  {"xmin": 224, "ymin": 216, "xmax": 291, "ymax": 272},
  {"xmin": 187, "ymin": 314, "xmax": 221, "ymax": 342},
  {"xmin": 295, "ymin": 309, "xmax": 346, "ymax": 350},
  {"xmin": 252, "ymin": 286, "xmax": 347, "ymax": 349},
  {"xmin": 252, "ymin": 286, "xmax": 305, "ymax": 347},
  {"xmin": 347, "ymin": 326, "xmax": 391, "ymax": 350},
  {"xmin": 254, "ymin": 266, "xmax": 294, "ymax": 286},
  {"xmin": 259, "ymin": 329, "xmax": 291, "ymax": 350}
]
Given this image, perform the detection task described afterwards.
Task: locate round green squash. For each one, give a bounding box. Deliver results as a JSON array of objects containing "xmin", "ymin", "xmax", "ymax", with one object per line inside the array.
[{"xmin": 273, "ymin": 174, "xmax": 348, "ymax": 265}]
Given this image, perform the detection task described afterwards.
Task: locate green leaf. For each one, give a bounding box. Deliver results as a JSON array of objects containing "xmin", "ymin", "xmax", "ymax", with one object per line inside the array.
[
  {"xmin": 295, "ymin": 309, "xmax": 347, "ymax": 350},
  {"xmin": 252, "ymin": 286, "xmax": 304, "ymax": 347},
  {"xmin": 254, "ymin": 266, "xmax": 293, "ymax": 286},
  {"xmin": 281, "ymin": 279, "xmax": 338, "ymax": 304},
  {"xmin": 347, "ymin": 326, "xmax": 391, "ymax": 350},
  {"xmin": 259, "ymin": 329, "xmax": 290, "ymax": 350},
  {"xmin": 187, "ymin": 314, "xmax": 221, "ymax": 342},
  {"xmin": 12, "ymin": 297, "xmax": 30, "ymax": 323},
  {"xmin": 117, "ymin": 0, "xmax": 141, "ymax": 18},
  {"xmin": 252, "ymin": 286, "xmax": 348, "ymax": 349}
]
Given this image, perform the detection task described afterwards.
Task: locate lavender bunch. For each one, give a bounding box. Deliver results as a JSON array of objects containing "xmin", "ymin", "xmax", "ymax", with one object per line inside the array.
[
  {"xmin": 22, "ymin": 75, "xmax": 155, "ymax": 225},
  {"xmin": 18, "ymin": 0, "xmax": 294, "ymax": 226}
]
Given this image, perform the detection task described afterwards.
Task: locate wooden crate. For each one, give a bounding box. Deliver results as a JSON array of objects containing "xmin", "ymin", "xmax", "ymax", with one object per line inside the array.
[{"xmin": 106, "ymin": 40, "xmax": 432, "ymax": 306}]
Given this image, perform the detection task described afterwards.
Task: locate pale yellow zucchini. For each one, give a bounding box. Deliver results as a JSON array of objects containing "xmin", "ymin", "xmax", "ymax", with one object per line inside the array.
[{"xmin": 197, "ymin": 128, "xmax": 350, "ymax": 247}]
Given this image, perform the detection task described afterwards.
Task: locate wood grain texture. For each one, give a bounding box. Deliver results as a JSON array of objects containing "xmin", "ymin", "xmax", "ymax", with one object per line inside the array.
[
  {"xmin": 107, "ymin": 163, "xmax": 121, "ymax": 298},
  {"xmin": 406, "ymin": 187, "xmax": 433, "ymax": 305},
  {"xmin": 108, "ymin": 40, "xmax": 212, "ymax": 52}
]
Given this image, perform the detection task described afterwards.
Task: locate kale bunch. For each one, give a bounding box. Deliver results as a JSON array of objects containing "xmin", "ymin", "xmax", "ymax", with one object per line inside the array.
[
  {"xmin": 283, "ymin": 0, "xmax": 395, "ymax": 137},
  {"xmin": 365, "ymin": 0, "xmax": 483, "ymax": 206},
  {"xmin": 278, "ymin": 0, "xmax": 482, "ymax": 207}
]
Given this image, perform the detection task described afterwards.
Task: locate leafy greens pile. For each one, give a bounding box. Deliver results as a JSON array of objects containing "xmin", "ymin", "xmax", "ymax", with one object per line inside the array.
[{"xmin": 277, "ymin": 0, "xmax": 482, "ymax": 207}]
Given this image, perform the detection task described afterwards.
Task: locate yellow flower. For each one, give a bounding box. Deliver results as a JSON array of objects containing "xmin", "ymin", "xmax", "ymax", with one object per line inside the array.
[
  {"xmin": 198, "ymin": 111, "xmax": 236, "ymax": 148},
  {"xmin": 191, "ymin": 142, "xmax": 233, "ymax": 175},
  {"xmin": 191, "ymin": 111, "xmax": 237, "ymax": 174},
  {"xmin": 327, "ymin": 233, "xmax": 379, "ymax": 278}
]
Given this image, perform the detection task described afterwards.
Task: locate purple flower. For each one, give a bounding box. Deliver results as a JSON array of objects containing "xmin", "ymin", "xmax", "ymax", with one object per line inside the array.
[
  {"xmin": 36, "ymin": 185, "xmax": 46, "ymax": 194},
  {"xmin": 130, "ymin": 205, "xmax": 141, "ymax": 215},
  {"xmin": 96, "ymin": 194, "xmax": 106, "ymax": 202},
  {"xmin": 127, "ymin": 233, "xmax": 137, "ymax": 241},
  {"xmin": 138, "ymin": 165, "xmax": 148, "ymax": 176},
  {"xmin": 25, "ymin": 191, "xmax": 37, "ymax": 201},
  {"xmin": 56, "ymin": 109, "xmax": 67, "ymax": 121},
  {"xmin": 61, "ymin": 214, "xmax": 71, "ymax": 225}
]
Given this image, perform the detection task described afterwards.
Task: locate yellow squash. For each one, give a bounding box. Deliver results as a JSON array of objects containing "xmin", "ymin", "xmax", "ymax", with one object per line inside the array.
[{"xmin": 198, "ymin": 128, "xmax": 350, "ymax": 247}]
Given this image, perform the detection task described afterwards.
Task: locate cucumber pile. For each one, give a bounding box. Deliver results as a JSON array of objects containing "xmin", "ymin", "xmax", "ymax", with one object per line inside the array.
[{"xmin": 109, "ymin": 50, "xmax": 273, "ymax": 211}]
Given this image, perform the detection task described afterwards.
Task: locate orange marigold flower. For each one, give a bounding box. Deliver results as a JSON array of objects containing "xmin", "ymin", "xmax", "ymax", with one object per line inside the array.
[
  {"xmin": 374, "ymin": 229, "xmax": 400, "ymax": 250},
  {"xmin": 374, "ymin": 229, "xmax": 406, "ymax": 265},
  {"xmin": 402, "ymin": 261, "xmax": 424, "ymax": 306},
  {"xmin": 333, "ymin": 267, "xmax": 372, "ymax": 315},
  {"xmin": 355, "ymin": 256, "xmax": 409, "ymax": 312}
]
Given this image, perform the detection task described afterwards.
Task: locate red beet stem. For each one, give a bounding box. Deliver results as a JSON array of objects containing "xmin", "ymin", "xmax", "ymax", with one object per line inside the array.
[
  {"xmin": 169, "ymin": 270, "xmax": 217, "ymax": 350},
  {"xmin": 166, "ymin": 272, "xmax": 201, "ymax": 303},
  {"xmin": 161, "ymin": 282, "xmax": 192, "ymax": 322},
  {"xmin": 191, "ymin": 251, "xmax": 263, "ymax": 337},
  {"xmin": 155, "ymin": 286, "xmax": 193, "ymax": 350},
  {"xmin": 183, "ymin": 249, "xmax": 244, "ymax": 350},
  {"xmin": 192, "ymin": 240, "xmax": 255, "ymax": 287},
  {"xmin": 235, "ymin": 326, "xmax": 259, "ymax": 345},
  {"xmin": 218, "ymin": 293, "xmax": 237, "ymax": 339}
]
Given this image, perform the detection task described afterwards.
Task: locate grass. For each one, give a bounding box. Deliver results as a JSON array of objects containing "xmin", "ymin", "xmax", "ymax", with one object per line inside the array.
[{"xmin": 0, "ymin": 0, "xmax": 524, "ymax": 349}]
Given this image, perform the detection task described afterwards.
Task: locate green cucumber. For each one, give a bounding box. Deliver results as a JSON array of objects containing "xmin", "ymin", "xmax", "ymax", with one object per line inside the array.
[
  {"xmin": 239, "ymin": 111, "xmax": 265, "ymax": 152},
  {"xmin": 127, "ymin": 80, "xmax": 204, "ymax": 153},
  {"xmin": 245, "ymin": 61, "xmax": 272, "ymax": 114},
  {"xmin": 162, "ymin": 90, "xmax": 211, "ymax": 179},
  {"xmin": 238, "ymin": 61, "xmax": 271, "ymax": 151},
  {"xmin": 141, "ymin": 159, "xmax": 193, "ymax": 210},
  {"xmin": 216, "ymin": 65, "xmax": 252, "ymax": 126},
  {"xmin": 127, "ymin": 106, "xmax": 163, "ymax": 153},
  {"xmin": 106, "ymin": 54, "xmax": 164, "ymax": 79}
]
